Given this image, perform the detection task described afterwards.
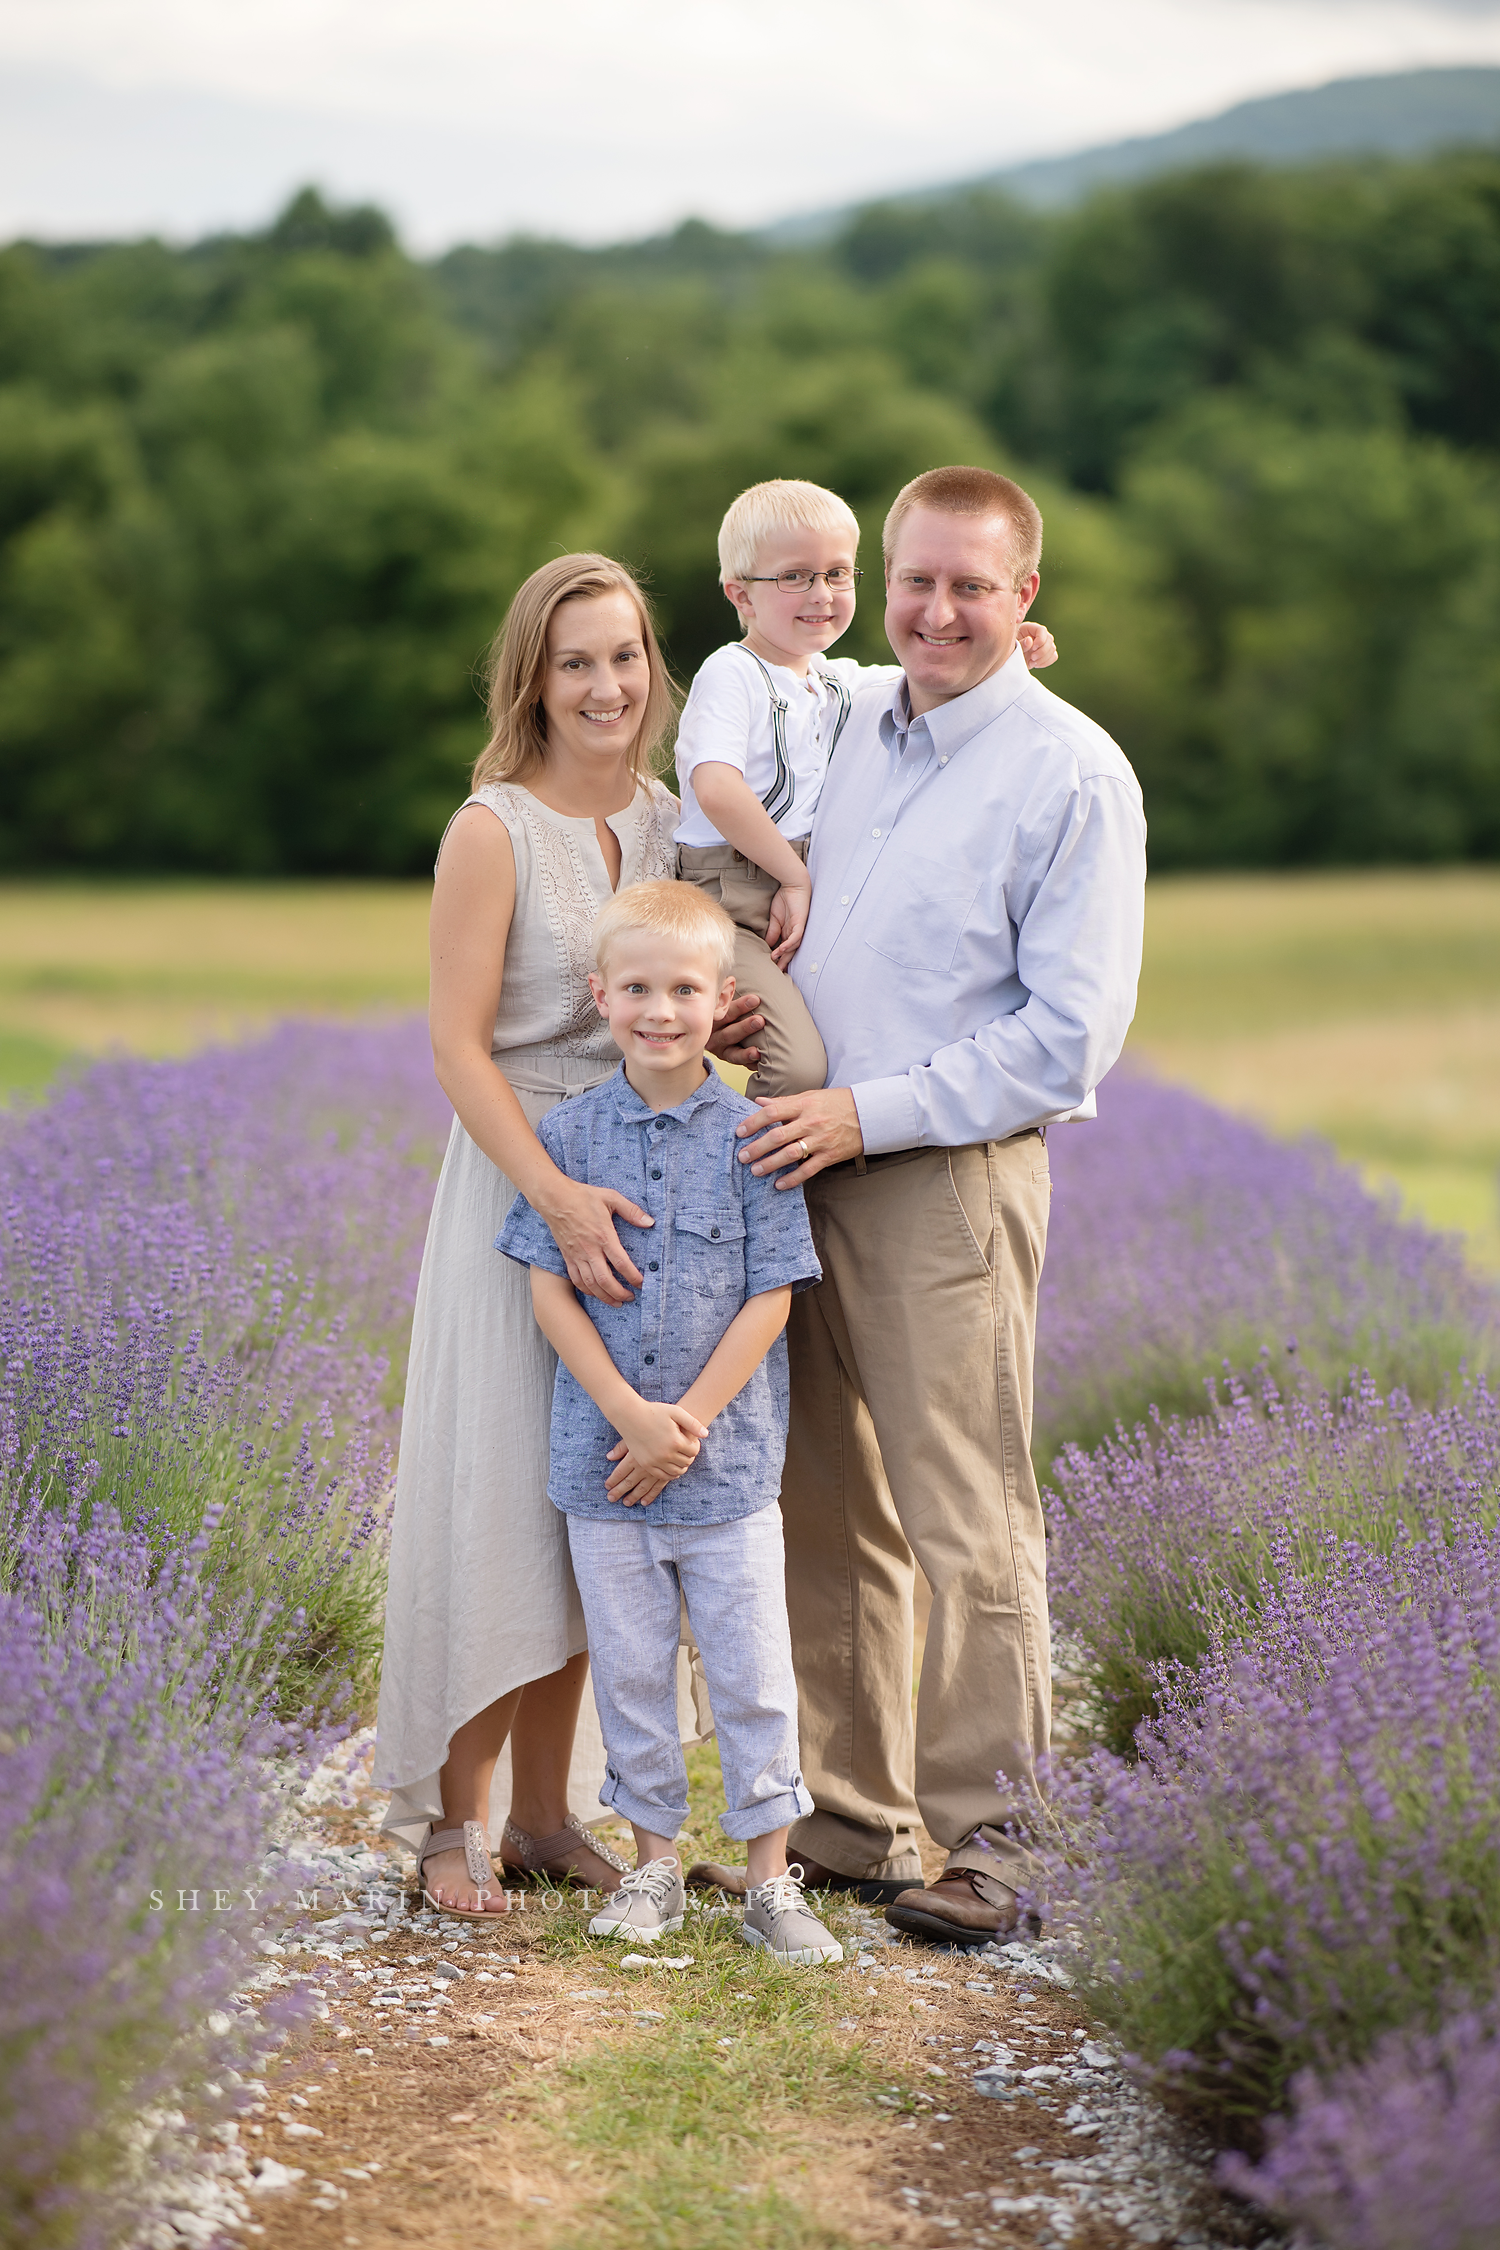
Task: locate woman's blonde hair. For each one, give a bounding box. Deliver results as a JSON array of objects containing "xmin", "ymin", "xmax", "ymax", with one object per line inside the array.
[{"xmin": 472, "ymin": 553, "xmax": 678, "ymax": 790}]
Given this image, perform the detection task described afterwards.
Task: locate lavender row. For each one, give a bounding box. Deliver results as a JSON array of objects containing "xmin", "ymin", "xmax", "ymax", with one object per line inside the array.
[
  {"xmin": 0, "ymin": 1502, "xmax": 311, "ymax": 2246},
  {"xmin": 1047, "ymin": 1370, "xmax": 1500, "ymax": 1750},
  {"xmin": 1036, "ymin": 1071, "xmax": 1496, "ymax": 1467},
  {"xmin": 1034, "ymin": 1375, "xmax": 1500, "ymax": 2244},
  {"xmin": 1, "ymin": 1020, "xmax": 449, "ymax": 1717}
]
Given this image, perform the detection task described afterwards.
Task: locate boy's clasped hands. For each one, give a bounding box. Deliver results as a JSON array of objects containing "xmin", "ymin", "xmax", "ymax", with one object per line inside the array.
[{"xmin": 603, "ymin": 1395, "xmax": 708, "ymax": 1506}]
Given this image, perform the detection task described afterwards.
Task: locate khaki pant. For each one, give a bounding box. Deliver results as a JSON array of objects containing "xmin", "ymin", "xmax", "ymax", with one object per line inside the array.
[
  {"xmin": 677, "ymin": 843, "xmax": 828, "ymax": 1100},
  {"xmin": 782, "ymin": 1135, "xmax": 1052, "ymax": 1886}
]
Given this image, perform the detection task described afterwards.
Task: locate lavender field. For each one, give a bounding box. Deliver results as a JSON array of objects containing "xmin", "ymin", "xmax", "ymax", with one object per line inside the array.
[{"xmin": 2, "ymin": 1017, "xmax": 1498, "ymax": 2246}]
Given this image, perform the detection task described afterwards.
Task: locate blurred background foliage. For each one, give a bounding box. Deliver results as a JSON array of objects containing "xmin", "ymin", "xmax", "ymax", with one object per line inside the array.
[{"xmin": 2, "ymin": 155, "xmax": 1498, "ymax": 874}]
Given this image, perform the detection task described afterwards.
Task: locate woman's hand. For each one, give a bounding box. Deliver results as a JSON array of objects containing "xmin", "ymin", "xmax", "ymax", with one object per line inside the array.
[
  {"xmin": 1019, "ymin": 619, "xmax": 1058, "ymax": 669},
  {"xmin": 538, "ymin": 1178, "xmax": 653, "ymax": 1307},
  {"xmin": 766, "ymin": 877, "xmax": 811, "ymax": 966},
  {"xmin": 604, "ymin": 1401, "xmax": 708, "ymax": 1505}
]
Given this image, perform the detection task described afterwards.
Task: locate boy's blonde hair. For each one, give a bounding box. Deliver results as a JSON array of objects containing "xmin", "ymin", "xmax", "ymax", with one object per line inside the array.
[
  {"xmin": 473, "ymin": 553, "xmax": 677, "ymax": 790},
  {"xmin": 717, "ymin": 479, "xmax": 861, "ymax": 586},
  {"xmin": 593, "ymin": 880, "xmax": 737, "ymax": 987}
]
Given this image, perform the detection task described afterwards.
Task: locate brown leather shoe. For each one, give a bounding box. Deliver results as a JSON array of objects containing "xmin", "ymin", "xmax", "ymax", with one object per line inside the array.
[
  {"xmin": 685, "ymin": 1859, "xmax": 748, "ymax": 1896},
  {"xmin": 884, "ymin": 1867, "xmax": 1032, "ymax": 1948},
  {"xmin": 783, "ymin": 1852, "xmax": 919, "ymax": 1906},
  {"xmin": 687, "ymin": 1853, "xmax": 915, "ymax": 1903}
]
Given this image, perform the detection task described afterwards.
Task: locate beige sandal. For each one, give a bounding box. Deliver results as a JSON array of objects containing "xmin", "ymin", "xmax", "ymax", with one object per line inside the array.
[
  {"xmin": 415, "ymin": 1822, "xmax": 509, "ymax": 1918},
  {"xmin": 500, "ymin": 1814, "xmax": 629, "ymax": 1887}
]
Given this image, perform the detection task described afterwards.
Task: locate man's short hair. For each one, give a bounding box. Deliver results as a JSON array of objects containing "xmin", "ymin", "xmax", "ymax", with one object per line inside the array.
[
  {"xmin": 594, "ymin": 880, "xmax": 737, "ymax": 987},
  {"xmin": 883, "ymin": 466, "xmax": 1043, "ymax": 589},
  {"xmin": 717, "ymin": 479, "xmax": 861, "ymax": 587}
]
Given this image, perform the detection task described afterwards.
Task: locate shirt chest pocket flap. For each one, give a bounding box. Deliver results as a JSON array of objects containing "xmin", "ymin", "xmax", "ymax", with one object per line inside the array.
[
  {"xmin": 861, "ymin": 851, "xmax": 984, "ymax": 974},
  {"xmin": 675, "ymin": 1208, "xmax": 747, "ymax": 1294}
]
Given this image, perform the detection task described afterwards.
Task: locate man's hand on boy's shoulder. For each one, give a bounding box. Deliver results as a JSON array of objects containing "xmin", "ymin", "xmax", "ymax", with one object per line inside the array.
[{"xmin": 735, "ymin": 1088, "xmax": 863, "ymax": 1187}]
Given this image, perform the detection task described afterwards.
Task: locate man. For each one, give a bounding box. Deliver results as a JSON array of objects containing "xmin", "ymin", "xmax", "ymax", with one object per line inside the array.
[{"xmin": 724, "ymin": 463, "xmax": 1146, "ymax": 1946}]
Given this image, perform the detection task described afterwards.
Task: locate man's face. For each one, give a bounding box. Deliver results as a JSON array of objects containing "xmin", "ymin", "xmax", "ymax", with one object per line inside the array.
[{"xmin": 884, "ymin": 506, "xmax": 1040, "ymax": 714}]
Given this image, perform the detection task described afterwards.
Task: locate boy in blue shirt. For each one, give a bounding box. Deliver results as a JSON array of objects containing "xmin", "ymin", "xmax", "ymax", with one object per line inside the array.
[{"xmin": 497, "ymin": 879, "xmax": 841, "ymax": 1965}]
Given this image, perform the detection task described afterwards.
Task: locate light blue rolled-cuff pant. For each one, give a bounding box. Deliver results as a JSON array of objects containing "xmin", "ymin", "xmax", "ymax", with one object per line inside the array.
[{"xmin": 566, "ymin": 1504, "xmax": 813, "ymax": 1841}]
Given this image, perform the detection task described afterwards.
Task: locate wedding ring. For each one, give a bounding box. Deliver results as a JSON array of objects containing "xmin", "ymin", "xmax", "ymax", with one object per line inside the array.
[{"xmin": 799, "ymin": 1138, "xmax": 811, "ymax": 1158}]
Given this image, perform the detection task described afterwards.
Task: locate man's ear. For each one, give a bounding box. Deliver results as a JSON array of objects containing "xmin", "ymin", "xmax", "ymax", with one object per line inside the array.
[
  {"xmin": 1016, "ymin": 569, "xmax": 1041, "ymax": 619},
  {"xmin": 714, "ymin": 976, "xmax": 737, "ymax": 1022},
  {"xmin": 587, "ymin": 970, "xmax": 609, "ymax": 1017}
]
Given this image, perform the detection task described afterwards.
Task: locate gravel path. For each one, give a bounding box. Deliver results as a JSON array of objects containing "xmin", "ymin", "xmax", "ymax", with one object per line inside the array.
[{"xmin": 132, "ymin": 1719, "xmax": 1270, "ymax": 2249}]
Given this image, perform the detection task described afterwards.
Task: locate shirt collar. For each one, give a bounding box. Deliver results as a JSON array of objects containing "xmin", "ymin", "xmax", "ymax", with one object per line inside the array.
[
  {"xmin": 609, "ymin": 1060, "xmax": 726, "ymax": 1124},
  {"xmin": 881, "ymin": 641, "xmax": 1031, "ymax": 761}
]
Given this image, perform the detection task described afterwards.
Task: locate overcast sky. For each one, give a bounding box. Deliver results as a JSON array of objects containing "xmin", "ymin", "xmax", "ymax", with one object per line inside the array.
[{"xmin": 2, "ymin": 0, "xmax": 1499, "ymax": 247}]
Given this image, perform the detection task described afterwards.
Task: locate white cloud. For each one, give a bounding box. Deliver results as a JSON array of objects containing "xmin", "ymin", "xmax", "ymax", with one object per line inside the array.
[{"xmin": 1, "ymin": 0, "xmax": 1498, "ymax": 244}]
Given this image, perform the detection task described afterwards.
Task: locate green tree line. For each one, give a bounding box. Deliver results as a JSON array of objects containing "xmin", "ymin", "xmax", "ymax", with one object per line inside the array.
[{"xmin": 2, "ymin": 159, "xmax": 1498, "ymax": 873}]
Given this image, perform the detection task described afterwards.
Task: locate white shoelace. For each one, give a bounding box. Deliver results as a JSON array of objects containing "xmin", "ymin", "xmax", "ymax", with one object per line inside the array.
[
  {"xmin": 609, "ymin": 1856, "xmax": 680, "ymax": 1906},
  {"xmin": 747, "ymin": 1867, "xmax": 808, "ymax": 1915}
]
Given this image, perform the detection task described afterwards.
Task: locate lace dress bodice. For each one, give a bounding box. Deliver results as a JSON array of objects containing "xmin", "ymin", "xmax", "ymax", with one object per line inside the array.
[{"xmin": 464, "ymin": 777, "xmax": 679, "ymax": 1071}]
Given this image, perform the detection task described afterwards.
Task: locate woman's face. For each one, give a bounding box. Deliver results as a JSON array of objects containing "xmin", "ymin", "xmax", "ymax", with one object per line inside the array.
[{"xmin": 539, "ymin": 590, "xmax": 650, "ymax": 765}]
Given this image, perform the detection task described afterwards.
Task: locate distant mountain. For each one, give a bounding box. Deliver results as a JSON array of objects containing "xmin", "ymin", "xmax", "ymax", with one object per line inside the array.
[{"xmin": 763, "ymin": 67, "xmax": 1500, "ymax": 241}]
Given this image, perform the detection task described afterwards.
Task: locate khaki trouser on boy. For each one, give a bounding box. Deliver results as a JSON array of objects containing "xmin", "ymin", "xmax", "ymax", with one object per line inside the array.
[
  {"xmin": 780, "ymin": 1133, "xmax": 1052, "ymax": 1890},
  {"xmin": 678, "ymin": 843, "xmax": 828, "ymax": 1102}
]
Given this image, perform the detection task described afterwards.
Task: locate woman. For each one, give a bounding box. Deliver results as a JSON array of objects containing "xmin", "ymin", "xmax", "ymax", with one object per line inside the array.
[{"xmin": 374, "ymin": 553, "xmax": 680, "ymax": 1913}]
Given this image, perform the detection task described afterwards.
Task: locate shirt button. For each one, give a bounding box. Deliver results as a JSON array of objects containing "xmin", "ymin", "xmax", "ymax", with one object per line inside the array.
[
  {"xmin": 710, "ymin": 1226, "xmax": 720, "ymax": 1239},
  {"xmin": 939, "ymin": 755, "xmax": 949, "ymax": 765},
  {"xmin": 644, "ymin": 1352, "xmax": 656, "ymax": 1364},
  {"xmin": 651, "ymin": 1168, "xmax": 662, "ymax": 1180},
  {"xmin": 840, "ymin": 896, "xmax": 849, "ymax": 905},
  {"xmin": 808, "ymin": 962, "xmax": 819, "ymax": 973},
  {"xmin": 871, "ymin": 827, "xmax": 881, "ymax": 838},
  {"xmin": 648, "ymin": 1260, "xmax": 659, "ymax": 1271}
]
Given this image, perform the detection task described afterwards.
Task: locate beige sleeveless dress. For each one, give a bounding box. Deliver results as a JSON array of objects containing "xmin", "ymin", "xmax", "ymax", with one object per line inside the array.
[{"xmin": 375, "ymin": 776, "xmax": 680, "ymax": 1851}]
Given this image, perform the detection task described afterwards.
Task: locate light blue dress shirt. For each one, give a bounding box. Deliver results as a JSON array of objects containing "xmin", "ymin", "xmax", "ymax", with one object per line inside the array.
[
  {"xmin": 791, "ymin": 644, "xmax": 1147, "ymax": 1154},
  {"xmin": 496, "ymin": 1065, "xmax": 821, "ymax": 1523}
]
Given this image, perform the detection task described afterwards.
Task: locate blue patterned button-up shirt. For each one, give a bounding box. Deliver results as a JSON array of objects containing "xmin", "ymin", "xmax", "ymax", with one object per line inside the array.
[{"xmin": 497, "ymin": 1064, "xmax": 820, "ymax": 1523}]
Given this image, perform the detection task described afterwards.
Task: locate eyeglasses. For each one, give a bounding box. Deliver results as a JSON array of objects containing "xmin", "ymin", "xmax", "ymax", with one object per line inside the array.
[{"xmin": 744, "ymin": 568, "xmax": 863, "ymax": 592}]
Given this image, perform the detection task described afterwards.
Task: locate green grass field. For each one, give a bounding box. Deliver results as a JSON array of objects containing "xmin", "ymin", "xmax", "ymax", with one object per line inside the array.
[{"xmin": 3, "ymin": 868, "xmax": 1497, "ymax": 1265}]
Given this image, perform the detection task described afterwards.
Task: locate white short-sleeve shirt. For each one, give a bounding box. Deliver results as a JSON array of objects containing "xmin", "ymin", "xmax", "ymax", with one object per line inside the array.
[{"xmin": 673, "ymin": 641, "xmax": 900, "ymax": 848}]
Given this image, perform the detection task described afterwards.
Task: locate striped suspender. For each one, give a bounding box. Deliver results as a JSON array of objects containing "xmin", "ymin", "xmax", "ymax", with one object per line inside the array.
[
  {"xmin": 820, "ymin": 666, "xmax": 853, "ymax": 759},
  {"xmin": 734, "ymin": 645, "xmax": 795, "ymax": 825},
  {"xmin": 732, "ymin": 647, "xmax": 852, "ymax": 824}
]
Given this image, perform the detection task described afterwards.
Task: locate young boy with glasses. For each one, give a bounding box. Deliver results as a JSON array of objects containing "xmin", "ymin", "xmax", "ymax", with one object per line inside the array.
[{"xmin": 674, "ymin": 478, "xmax": 1055, "ymax": 1099}]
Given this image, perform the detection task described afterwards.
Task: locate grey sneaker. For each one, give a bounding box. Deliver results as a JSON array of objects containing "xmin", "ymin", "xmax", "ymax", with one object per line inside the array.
[
  {"xmin": 588, "ymin": 1856, "xmax": 686, "ymax": 1942},
  {"xmin": 740, "ymin": 1865, "xmax": 844, "ymax": 1966}
]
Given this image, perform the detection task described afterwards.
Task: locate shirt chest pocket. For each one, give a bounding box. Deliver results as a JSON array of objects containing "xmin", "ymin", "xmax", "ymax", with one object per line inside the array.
[
  {"xmin": 861, "ymin": 851, "xmax": 985, "ymax": 975},
  {"xmin": 675, "ymin": 1208, "xmax": 747, "ymax": 1297}
]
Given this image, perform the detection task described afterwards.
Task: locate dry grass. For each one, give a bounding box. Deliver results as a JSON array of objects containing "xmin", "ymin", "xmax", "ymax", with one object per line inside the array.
[
  {"xmin": 1131, "ymin": 869, "xmax": 1500, "ymax": 1267},
  {"xmin": 0, "ymin": 881, "xmax": 430, "ymax": 1086}
]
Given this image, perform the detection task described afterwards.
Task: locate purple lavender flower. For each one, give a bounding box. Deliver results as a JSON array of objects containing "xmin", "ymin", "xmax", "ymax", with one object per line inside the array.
[
  {"xmin": 1225, "ymin": 2008, "xmax": 1500, "ymax": 2250},
  {"xmin": 1038, "ymin": 1070, "xmax": 1496, "ymax": 1466},
  {"xmin": 0, "ymin": 1020, "xmax": 450, "ymax": 1713},
  {"xmin": 1048, "ymin": 1370, "xmax": 1500, "ymax": 1749},
  {"xmin": 0, "ymin": 1503, "xmax": 307, "ymax": 2246},
  {"xmin": 1029, "ymin": 1504, "xmax": 1500, "ymax": 2132}
]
